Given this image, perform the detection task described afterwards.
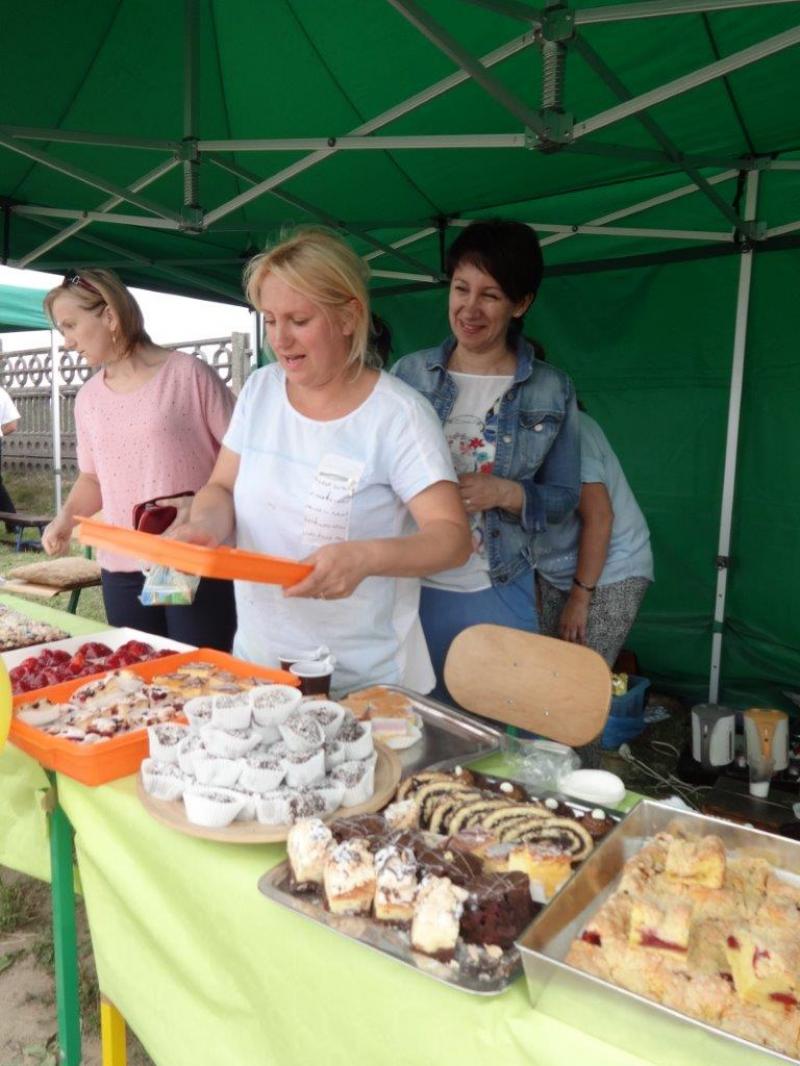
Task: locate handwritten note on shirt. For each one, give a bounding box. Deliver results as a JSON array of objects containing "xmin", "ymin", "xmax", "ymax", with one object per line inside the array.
[{"xmin": 301, "ymin": 453, "xmax": 365, "ymax": 548}]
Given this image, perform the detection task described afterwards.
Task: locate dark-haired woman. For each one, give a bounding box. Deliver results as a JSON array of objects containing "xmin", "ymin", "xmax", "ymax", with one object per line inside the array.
[{"xmin": 393, "ymin": 220, "xmax": 580, "ymax": 701}]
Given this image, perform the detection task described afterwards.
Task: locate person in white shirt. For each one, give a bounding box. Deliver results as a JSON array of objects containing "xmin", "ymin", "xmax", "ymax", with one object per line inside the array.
[
  {"xmin": 0, "ymin": 385, "xmax": 21, "ymax": 518},
  {"xmin": 173, "ymin": 229, "xmax": 471, "ymax": 695}
]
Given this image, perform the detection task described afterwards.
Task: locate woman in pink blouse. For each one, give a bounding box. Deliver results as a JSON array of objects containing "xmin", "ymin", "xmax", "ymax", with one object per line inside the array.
[{"xmin": 42, "ymin": 270, "xmax": 237, "ymax": 649}]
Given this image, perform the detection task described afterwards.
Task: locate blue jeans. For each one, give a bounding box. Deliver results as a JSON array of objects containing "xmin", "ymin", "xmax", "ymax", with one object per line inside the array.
[{"xmin": 420, "ymin": 573, "xmax": 539, "ymax": 704}]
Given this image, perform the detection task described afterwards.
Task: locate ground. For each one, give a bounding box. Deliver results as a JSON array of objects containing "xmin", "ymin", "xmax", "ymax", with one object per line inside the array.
[{"xmin": 0, "ymin": 472, "xmax": 693, "ymax": 1066}]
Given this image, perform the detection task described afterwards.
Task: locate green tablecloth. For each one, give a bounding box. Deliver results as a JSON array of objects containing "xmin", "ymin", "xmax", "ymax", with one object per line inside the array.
[
  {"xmin": 58, "ymin": 774, "xmax": 653, "ymax": 1066},
  {"xmin": 0, "ymin": 594, "xmax": 108, "ymax": 880},
  {"xmin": 1, "ymin": 595, "xmax": 658, "ymax": 1066}
]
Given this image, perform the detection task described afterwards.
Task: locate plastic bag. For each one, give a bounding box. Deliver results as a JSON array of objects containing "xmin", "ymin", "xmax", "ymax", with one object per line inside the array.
[
  {"xmin": 502, "ymin": 735, "xmax": 581, "ymax": 790},
  {"xmin": 138, "ymin": 565, "xmax": 200, "ymax": 607}
]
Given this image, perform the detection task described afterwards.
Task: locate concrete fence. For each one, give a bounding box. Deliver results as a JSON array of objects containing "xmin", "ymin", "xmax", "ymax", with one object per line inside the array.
[{"xmin": 0, "ymin": 334, "xmax": 254, "ymax": 477}]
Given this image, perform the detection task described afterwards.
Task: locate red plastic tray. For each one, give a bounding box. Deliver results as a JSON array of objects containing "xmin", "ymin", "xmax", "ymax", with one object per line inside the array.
[
  {"xmin": 76, "ymin": 517, "xmax": 313, "ymax": 586},
  {"xmin": 10, "ymin": 649, "xmax": 298, "ymax": 786}
]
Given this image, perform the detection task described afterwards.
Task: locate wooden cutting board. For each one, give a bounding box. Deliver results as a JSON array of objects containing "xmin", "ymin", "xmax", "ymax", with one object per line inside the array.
[{"xmin": 443, "ymin": 624, "xmax": 612, "ymax": 747}]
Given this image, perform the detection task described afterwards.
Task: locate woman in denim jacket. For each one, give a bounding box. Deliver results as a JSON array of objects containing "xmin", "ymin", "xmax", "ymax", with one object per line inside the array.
[{"xmin": 393, "ymin": 220, "xmax": 580, "ymax": 701}]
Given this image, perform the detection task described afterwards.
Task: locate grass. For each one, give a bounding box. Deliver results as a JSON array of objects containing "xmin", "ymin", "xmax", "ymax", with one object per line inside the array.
[
  {"xmin": 0, "ymin": 873, "xmax": 37, "ymax": 934},
  {"xmin": 0, "ymin": 473, "xmax": 106, "ymax": 625}
]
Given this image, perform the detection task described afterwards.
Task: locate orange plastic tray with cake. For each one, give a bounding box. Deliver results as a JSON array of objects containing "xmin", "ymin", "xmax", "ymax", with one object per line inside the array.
[
  {"xmin": 10, "ymin": 649, "xmax": 298, "ymax": 786},
  {"xmin": 76, "ymin": 517, "xmax": 313, "ymax": 586}
]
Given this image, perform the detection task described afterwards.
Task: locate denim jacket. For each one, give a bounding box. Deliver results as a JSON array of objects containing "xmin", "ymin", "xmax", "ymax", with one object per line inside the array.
[{"xmin": 393, "ymin": 337, "xmax": 580, "ymax": 586}]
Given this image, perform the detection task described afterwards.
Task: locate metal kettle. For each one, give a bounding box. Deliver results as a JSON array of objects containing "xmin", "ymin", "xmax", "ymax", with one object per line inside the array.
[{"xmin": 691, "ymin": 703, "xmax": 735, "ymax": 770}]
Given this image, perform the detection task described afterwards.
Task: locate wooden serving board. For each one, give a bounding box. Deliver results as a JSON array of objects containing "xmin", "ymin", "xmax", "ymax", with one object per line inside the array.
[
  {"xmin": 0, "ymin": 578, "xmax": 100, "ymax": 600},
  {"xmin": 136, "ymin": 741, "xmax": 402, "ymax": 844},
  {"xmin": 443, "ymin": 625, "xmax": 612, "ymax": 748}
]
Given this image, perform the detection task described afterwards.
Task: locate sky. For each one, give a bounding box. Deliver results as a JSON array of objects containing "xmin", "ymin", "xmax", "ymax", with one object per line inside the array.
[{"xmin": 0, "ymin": 264, "xmax": 252, "ymax": 352}]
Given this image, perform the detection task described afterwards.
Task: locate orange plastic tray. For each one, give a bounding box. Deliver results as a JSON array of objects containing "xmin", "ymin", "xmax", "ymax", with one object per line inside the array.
[
  {"xmin": 10, "ymin": 649, "xmax": 299, "ymax": 787},
  {"xmin": 76, "ymin": 517, "xmax": 313, "ymax": 586}
]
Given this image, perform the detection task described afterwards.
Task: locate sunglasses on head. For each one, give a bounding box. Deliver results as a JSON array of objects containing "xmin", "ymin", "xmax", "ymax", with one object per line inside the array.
[{"xmin": 63, "ymin": 270, "xmax": 103, "ymax": 298}]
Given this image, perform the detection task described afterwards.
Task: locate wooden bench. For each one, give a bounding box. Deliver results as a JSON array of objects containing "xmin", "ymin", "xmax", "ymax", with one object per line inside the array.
[{"xmin": 0, "ymin": 511, "xmax": 52, "ymax": 552}]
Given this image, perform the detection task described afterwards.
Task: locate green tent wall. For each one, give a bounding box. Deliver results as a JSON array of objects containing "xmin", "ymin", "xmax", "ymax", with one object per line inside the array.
[{"xmin": 2, "ymin": 1, "xmax": 800, "ymax": 710}]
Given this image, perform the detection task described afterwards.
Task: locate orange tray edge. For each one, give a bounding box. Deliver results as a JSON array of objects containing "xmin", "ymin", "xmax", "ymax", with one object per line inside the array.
[{"xmin": 76, "ymin": 517, "xmax": 313, "ymax": 586}]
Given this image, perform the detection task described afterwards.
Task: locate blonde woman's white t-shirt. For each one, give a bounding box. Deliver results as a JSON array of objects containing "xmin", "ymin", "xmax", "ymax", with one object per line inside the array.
[{"xmin": 223, "ymin": 365, "xmax": 457, "ymax": 695}]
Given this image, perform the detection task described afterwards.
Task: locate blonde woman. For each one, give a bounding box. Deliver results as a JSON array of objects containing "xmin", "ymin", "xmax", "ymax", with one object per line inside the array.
[
  {"xmin": 175, "ymin": 229, "xmax": 471, "ymax": 694},
  {"xmin": 42, "ymin": 270, "xmax": 237, "ymax": 648}
]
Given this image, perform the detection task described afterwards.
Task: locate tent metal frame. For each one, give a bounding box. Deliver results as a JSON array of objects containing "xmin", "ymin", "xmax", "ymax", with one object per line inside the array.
[{"xmin": 5, "ymin": 0, "xmax": 800, "ymax": 702}]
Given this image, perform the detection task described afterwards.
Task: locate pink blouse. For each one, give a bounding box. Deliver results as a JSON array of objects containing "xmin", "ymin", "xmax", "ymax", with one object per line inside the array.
[{"xmin": 75, "ymin": 350, "xmax": 235, "ymax": 571}]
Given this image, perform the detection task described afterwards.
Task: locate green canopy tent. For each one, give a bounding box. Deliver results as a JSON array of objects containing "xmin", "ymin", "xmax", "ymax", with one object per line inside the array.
[
  {"xmin": 2, "ymin": 0, "xmax": 799, "ymax": 709},
  {"xmin": 0, "ymin": 283, "xmax": 66, "ymax": 510},
  {"xmin": 0, "ymin": 283, "xmax": 50, "ymax": 332}
]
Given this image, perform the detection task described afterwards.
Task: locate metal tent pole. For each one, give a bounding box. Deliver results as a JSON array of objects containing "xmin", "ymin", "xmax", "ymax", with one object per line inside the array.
[
  {"xmin": 708, "ymin": 169, "xmax": 760, "ymax": 702},
  {"xmin": 50, "ymin": 331, "xmax": 63, "ymax": 512}
]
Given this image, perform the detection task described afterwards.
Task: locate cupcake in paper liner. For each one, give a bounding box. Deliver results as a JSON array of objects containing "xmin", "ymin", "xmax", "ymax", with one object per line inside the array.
[
  {"xmin": 311, "ymin": 777, "xmax": 346, "ymax": 815},
  {"xmin": 303, "ymin": 700, "xmax": 345, "ymax": 741},
  {"xmin": 200, "ymin": 724, "xmax": 261, "ymax": 759},
  {"xmin": 323, "ymin": 739, "xmax": 346, "ymax": 772},
  {"xmin": 239, "ymin": 752, "xmax": 287, "ymax": 792},
  {"xmin": 183, "ymin": 696, "xmax": 213, "ymax": 734},
  {"xmin": 141, "ymin": 758, "xmax": 186, "ymax": 802},
  {"xmin": 183, "ymin": 785, "xmax": 246, "ymax": 828},
  {"xmin": 176, "ymin": 733, "xmax": 205, "ymax": 776},
  {"xmin": 193, "ymin": 750, "xmax": 244, "ymax": 788},
  {"xmin": 256, "ymin": 787, "xmax": 294, "ymax": 826},
  {"xmin": 249, "ymin": 685, "xmax": 302, "ymax": 729},
  {"xmin": 210, "ymin": 693, "xmax": 252, "ymax": 731},
  {"xmin": 287, "ymin": 788, "xmax": 328, "ymax": 823},
  {"xmin": 218, "ymin": 787, "xmax": 258, "ymax": 822},
  {"xmin": 147, "ymin": 723, "xmax": 188, "ymax": 764},
  {"xmin": 252, "ymin": 720, "xmax": 281, "ymax": 745},
  {"xmin": 278, "ymin": 709, "xmax": 325, "ymax": 753},
  {"xmin": 332, "ymin": 759, "xmax": 374, "ymax": 807},
  {"xmin": 337, "ymin": 719, "xmax": 374, "ymax": 761},
  {"xmin": 283, "ymin": 748, "xmax": 326, "ymax": 788}
]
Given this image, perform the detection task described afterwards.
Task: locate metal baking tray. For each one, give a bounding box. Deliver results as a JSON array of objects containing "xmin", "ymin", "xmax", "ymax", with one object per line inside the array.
[
  {"xmin": 258, "ymin": 860, "xmax": 519, "ymax": 995},
  {"xmin": 257, "ymin": 782, "xmax": 624, "ymax": 996},
  {"xmin": 517, "ymin": 799, "xmax": 800, "ymax": 1066},
  {"xmin": 356, "ymin": 685, "xmax": 504, "ymax": 775}
]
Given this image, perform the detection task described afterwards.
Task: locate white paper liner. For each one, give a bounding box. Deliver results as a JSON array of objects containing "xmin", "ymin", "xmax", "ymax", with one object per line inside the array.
[
  {"xmin": 311, "ymin": 778, "xmax": 346, "ymax": 814},
  {"xmin": 210, "ymin": 694, "xmax": 252, "ymax": 731},
  {"xmin": 252, "ymin": 721, "xmax": 282, "ymax": 744},
  {"xmin": 147, "ymin": 723, "xmax": 188, "ymax": 764},
  {"xmin": 256, "ymin": 788, "xmax": 294, "ymax": 825},
  {"xmin": 284, "ymin": 748, "xmax": 326, "ymax": 788},
  {"xmin": 332, "ymin": 758, "xmax": 374, "ymax": 807},
  {"xmin": 239, "ymin": 755, "xmax": 287, "ymax": 792},
  {"xmin": 249, "ymin": 684, "xmax": 302, "ymax": 727},
  {"xmin": 218, "ymin": 787, "xmax": 258, "ymax": 822},
  {"xmin": 302, "ymin": 700, "xmax": 345, "ymax": 741},
  {"xmin": 323, "ymin": 740, "xmax": 346, "ymax": 772},
  {"xmin": 183, "ymin": 696, "xmax": 213, "ymax": 734},
  {"xmin": 183, "ymin": 786, "xmax": 246, "ymax": 828},
  {"xmin": 176, "ymin": 733, "xmax": 205, "ymax": 776},
  {"xmin": 279, "ymin": 710, "xmax": 325, "ymax": 753},
  {"xmin": 193, "ymin": 751, "xmax": 244, "ymax": 788},
  {"xmin": 340, "ymin": 720, "xmax": 374, "ymax": 761},
  {"xmin": 200, "ymin": 724, "xmax": 261, "ymax": 758},
  {"xmin": 141, "ymin": 758, "xmax": 186, "ymax": 801}
]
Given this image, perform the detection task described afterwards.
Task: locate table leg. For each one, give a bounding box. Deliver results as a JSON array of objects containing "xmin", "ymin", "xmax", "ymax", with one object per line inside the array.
[
  {"xmin": 66, "ymin": 589, "xmax": 81, "ymax": 614},
  {"xmin": 48, "ymin": 783, "xmax": 82, "ymax": 1066},
  {"xmin": 100, "ymin": 997, "xmax": 127, "ymax": 1066}
]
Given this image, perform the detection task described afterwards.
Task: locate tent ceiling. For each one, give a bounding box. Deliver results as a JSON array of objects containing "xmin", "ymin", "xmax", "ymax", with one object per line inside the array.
[{"xmin": 2, "ymin": 0, "xmax": 799, "ymax": 302}]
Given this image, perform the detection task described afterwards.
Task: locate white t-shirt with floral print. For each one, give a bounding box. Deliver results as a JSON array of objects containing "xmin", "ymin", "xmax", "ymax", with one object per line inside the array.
[{"xmin": 424, "ymin": 371, "xmax": 514, "ymax": 593}]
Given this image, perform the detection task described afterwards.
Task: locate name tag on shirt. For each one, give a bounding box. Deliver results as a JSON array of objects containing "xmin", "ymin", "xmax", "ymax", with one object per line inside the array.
[{"xmin": 301, "ymin": 453, "xmax": 365, "ymax": 548}]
